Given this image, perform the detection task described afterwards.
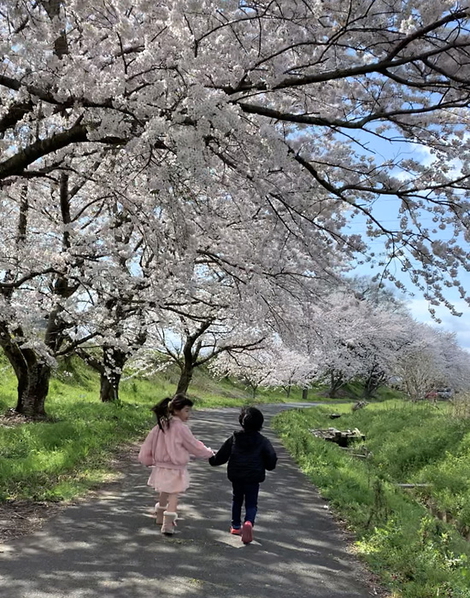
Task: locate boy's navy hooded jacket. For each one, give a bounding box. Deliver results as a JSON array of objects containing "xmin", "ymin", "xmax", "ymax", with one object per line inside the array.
[{"xmin": 209, "ymin": 430, "xmax": 277, "ymax": 483}]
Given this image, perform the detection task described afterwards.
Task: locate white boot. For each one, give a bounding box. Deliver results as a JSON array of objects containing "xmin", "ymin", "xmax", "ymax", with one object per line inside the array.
[
  {"xmin": 154, "ymin": 503, "xmax": 167, "ymax": 525},
  {"xmin": 161, "ymin": 511, "xmax": 178, "ymax": 535}
]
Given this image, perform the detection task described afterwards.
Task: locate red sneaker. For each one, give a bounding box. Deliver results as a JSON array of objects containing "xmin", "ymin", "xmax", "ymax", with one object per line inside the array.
[
  {"xmin": 241, "ymin": 521, "xmax": 253, "ymax": 544},
  {"xmin": 230, "ymin": 527, "xmax": 242, "ymax": 535}
]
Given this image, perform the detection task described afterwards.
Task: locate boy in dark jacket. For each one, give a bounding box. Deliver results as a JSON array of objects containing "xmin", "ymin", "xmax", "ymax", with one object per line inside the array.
[{"xmin": 209, "ymin": 406, "xmax": 277, "ymax": 544}]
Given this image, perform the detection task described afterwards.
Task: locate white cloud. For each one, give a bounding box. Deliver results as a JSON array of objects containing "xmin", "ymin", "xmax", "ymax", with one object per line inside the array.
[{"xmin": 407, "ymin": 298, "xmax": 470, "ymax": 351}]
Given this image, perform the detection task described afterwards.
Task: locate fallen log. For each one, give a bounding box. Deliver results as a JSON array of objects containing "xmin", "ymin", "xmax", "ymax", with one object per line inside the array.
[{"xmin": 310, "ymin": 427, "xmax": 365, "ymax": 447}]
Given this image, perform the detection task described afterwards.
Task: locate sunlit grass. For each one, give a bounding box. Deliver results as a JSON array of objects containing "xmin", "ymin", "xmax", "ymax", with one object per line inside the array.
[{"xmin": 273, "ymin": 402, "xmax": 470, "ymax": 597}]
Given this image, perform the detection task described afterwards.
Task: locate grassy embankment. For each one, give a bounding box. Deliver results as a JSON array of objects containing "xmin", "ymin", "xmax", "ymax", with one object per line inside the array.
[
  {"xmin": 273, "ymin": 401, "xmax": 470, "ymax": 598},
  {"xmin": 0, "ymin": 356, "xmax": 314, "ymax": 502}
]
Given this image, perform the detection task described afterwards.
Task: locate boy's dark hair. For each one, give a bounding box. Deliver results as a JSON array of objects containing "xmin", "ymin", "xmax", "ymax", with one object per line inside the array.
[
  {"xmin": 239, "ymin": 406, "xmax": 264, "ymax": 432},
  {"xmin": 151, "ymin": 394, "xmax": 194, "ymax": 431}
]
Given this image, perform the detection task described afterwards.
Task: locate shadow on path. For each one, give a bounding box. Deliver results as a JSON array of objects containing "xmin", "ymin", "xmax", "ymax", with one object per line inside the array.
[{"xmin": 0, "ymin": 404, "xmax": 376, "ymax": 598}]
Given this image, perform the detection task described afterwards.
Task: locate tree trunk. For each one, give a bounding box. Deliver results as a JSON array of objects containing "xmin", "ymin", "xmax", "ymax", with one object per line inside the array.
[
  {"xmin": 363, "ymin": 375, "xmax": 378, "ymax": 399},
  {"xmin": 176, "ymin": 364, "xmax": 194, "ymax": 395},
  {"xmin": 175, "ymin": 321, "xmax": 211, "ymax": 396},
  {"xmin": 302, "ymin": 387, "xmax": 309, "ymax": 400},
  {"xmin": 0, "ymin": 325, "xmax": 51, "ymax": 417},
  {"xmin": 100, "ymin": 373, "xmax": 120, "ymax": 402},
  {"xmin": 16, "ymin": 362, "xmax": 51, "ymax": 417},
  {"xmin": 100, "ymin": 346, "xmax": 127, "ymax": 402},
  {"xmin": 363, "ymin": 367, "xmax": 385, "ymax": 399},
  {"xmin": 328, "ymin": 371, "xmax": 344, "ymax": 398},
  {"xmin": 77, "ymin": 346, "xmax": 128, "ymax": 402}
]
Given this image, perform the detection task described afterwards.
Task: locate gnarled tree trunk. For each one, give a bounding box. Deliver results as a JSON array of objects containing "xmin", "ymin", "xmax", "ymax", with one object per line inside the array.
[
  {"xmin": 78, "ymin": 346, "xmax": 128, "ymax": 402},
  {"xmin": 0, "ymin": 337, "xmax": 51, "ymax": 417},
  {"xmin": 100, "ymin": 374, "xmax": 120, "ymax": 402},
  {"xmin": 16, "ymin": 361, "xmax": 51, "ymax": 417},
  {"xmin": 175, "ymin": 321, "xmax": 211, "ymax": 396}
]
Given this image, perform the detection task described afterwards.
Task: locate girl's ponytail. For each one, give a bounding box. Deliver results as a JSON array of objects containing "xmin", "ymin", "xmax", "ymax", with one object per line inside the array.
[
  {"xmin": 151, "ymin": 397, "xmax": 172, "ymax": 431},
  {"xmin": 151, "ymin": 394, "xmax": 194, "ymax": 431}
]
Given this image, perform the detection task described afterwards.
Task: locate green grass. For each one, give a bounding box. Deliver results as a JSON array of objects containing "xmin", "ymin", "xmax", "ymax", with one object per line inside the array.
[
  {"xmin": 0, "ymin": 364, "xmax": 156, "ymax": 501},
  {"xmin": 273, "ymin": 402, "xmax": 470, "ymax": 597}
]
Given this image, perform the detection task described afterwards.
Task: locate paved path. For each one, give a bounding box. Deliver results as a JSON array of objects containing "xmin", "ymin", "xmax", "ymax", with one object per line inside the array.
[{"xmin": 0, "ymin": 404, "xmax": 375, "ymax": 598}]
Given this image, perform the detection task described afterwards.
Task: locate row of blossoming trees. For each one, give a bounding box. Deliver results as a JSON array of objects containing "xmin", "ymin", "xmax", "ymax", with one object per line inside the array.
[
  {"xmin": 209, "ymin": 287, "xmax": 470, "ymax": 400},
  {"xmin": 1, "ymin": 1, "xmax": 470, "ymax": 416}
]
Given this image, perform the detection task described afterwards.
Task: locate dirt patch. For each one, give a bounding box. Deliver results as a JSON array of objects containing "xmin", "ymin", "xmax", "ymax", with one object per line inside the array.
[
  {"xmin": 0, "ymin": 500, "xmax": 63, "ymax": 543},
  {"xmin": 0, "ymin": 409, "xmax": 55, "ymax": 427}
]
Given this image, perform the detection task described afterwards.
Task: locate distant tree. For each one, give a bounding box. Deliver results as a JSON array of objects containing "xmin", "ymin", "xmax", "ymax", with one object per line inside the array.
[
  {"xmin": 210, "ymin": 345, "xmax": 278, "ymax": 399},
  {"xmin": 287, "ymin": 292, "xmax": 413, "ymax": 398},
  {"xmin": 395, "ymin": 323, "xmax": 470, "ymax": 401},
  {"xmin": 149, "ymin": 317, "xmax": 264, "ymax": 396},
  {"xmin": 210, "ymin": 341, "xmax": 314, "ymax": 399}
]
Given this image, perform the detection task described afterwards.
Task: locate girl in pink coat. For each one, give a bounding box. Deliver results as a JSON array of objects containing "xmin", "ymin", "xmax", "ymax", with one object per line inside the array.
[{"xmin": 138, "ymin": 394, "xmax": 214, "ymax": 534}]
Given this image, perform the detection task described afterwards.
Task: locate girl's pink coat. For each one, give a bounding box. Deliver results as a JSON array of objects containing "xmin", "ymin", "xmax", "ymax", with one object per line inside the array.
[{"xmin": 138, "ymin": 417, "xmax": 213, "ymax": 469}]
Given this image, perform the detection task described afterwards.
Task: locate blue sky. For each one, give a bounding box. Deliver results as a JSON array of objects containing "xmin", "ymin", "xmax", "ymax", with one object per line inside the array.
[
  {"xmin": 338, "ymin": 130, "xmax": 470, "ymax": 351},
  {"xmin": 353, "ymin": 254, "xmax": 470, "ymax": 351},
  {"xmin": 345, "ymin": 195, "xmax": 470, "ymax": 351}
]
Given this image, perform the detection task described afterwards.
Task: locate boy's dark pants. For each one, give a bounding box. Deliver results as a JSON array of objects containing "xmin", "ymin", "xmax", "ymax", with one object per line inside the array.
[{"xmin": 231, "ymin": 481, "xmax": 260, "ymax": 528}]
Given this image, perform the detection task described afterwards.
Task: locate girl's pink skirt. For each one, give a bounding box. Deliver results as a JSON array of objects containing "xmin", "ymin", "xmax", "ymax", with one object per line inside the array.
[{"xmin": 147, "ymin": 466, "xmax": 189, "ymax": 494}]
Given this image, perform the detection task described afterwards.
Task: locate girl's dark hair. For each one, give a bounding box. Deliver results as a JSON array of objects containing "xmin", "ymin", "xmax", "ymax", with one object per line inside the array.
[
  {"xmin": 151, "ymin": 394, "xmax": 194, "ymax": 432},
  {"xmin": 239, "ymin": 406, "xmax": 264, "ymax": 432}
]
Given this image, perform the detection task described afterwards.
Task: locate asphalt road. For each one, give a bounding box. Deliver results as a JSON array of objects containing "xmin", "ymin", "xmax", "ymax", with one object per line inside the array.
[{"xmin": 0, "ymin": 404, "xmax": 376, "ymax": 598}]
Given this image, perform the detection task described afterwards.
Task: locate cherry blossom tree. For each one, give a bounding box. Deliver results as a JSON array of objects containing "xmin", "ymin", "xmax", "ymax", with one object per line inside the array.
[
  {"xmin": 343, "ymin": 278, "xmax": 413, "ymax": 397},
  {"xmin": 147, "ymin": 316, "xmax": 265, "ymax": 396},
  {"xmin": 355, "ymin": 310, "xmax": 414, "ymax": 398},
  {"xmin": 0, "ymin": 161, "xmax": 165, "ymax": 414},
  {"xmin": 210, "ymin": 343, "xmax": 279, "ymax": 399},
  {"xmin": 270, "ymin": 347, "xmax": 314, "ymax": 398},
  {"xmin": 310, "ymin": 295, "xmax": 380, "ymax": 397},
  {"xmin": 2, "ymin": 1, "xmax": 470, "ymax": 308},
  {"xmin": 286, "ymin": 290, "xmax": 414, "ymax": 397},
  {"xmin": 76, "ymin": 308, "xmax": 148, "ymax": 403},
  {"xmin": 0, "ymin": 172, "xmax": 106, "ymax": 416},
  {"xmin": 440, "ymin": 335, "xmax": 470, "ymax": 393},
  {"xmin": 139, "ymin": 231, "xmax": 317, "ymax": 396}
]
